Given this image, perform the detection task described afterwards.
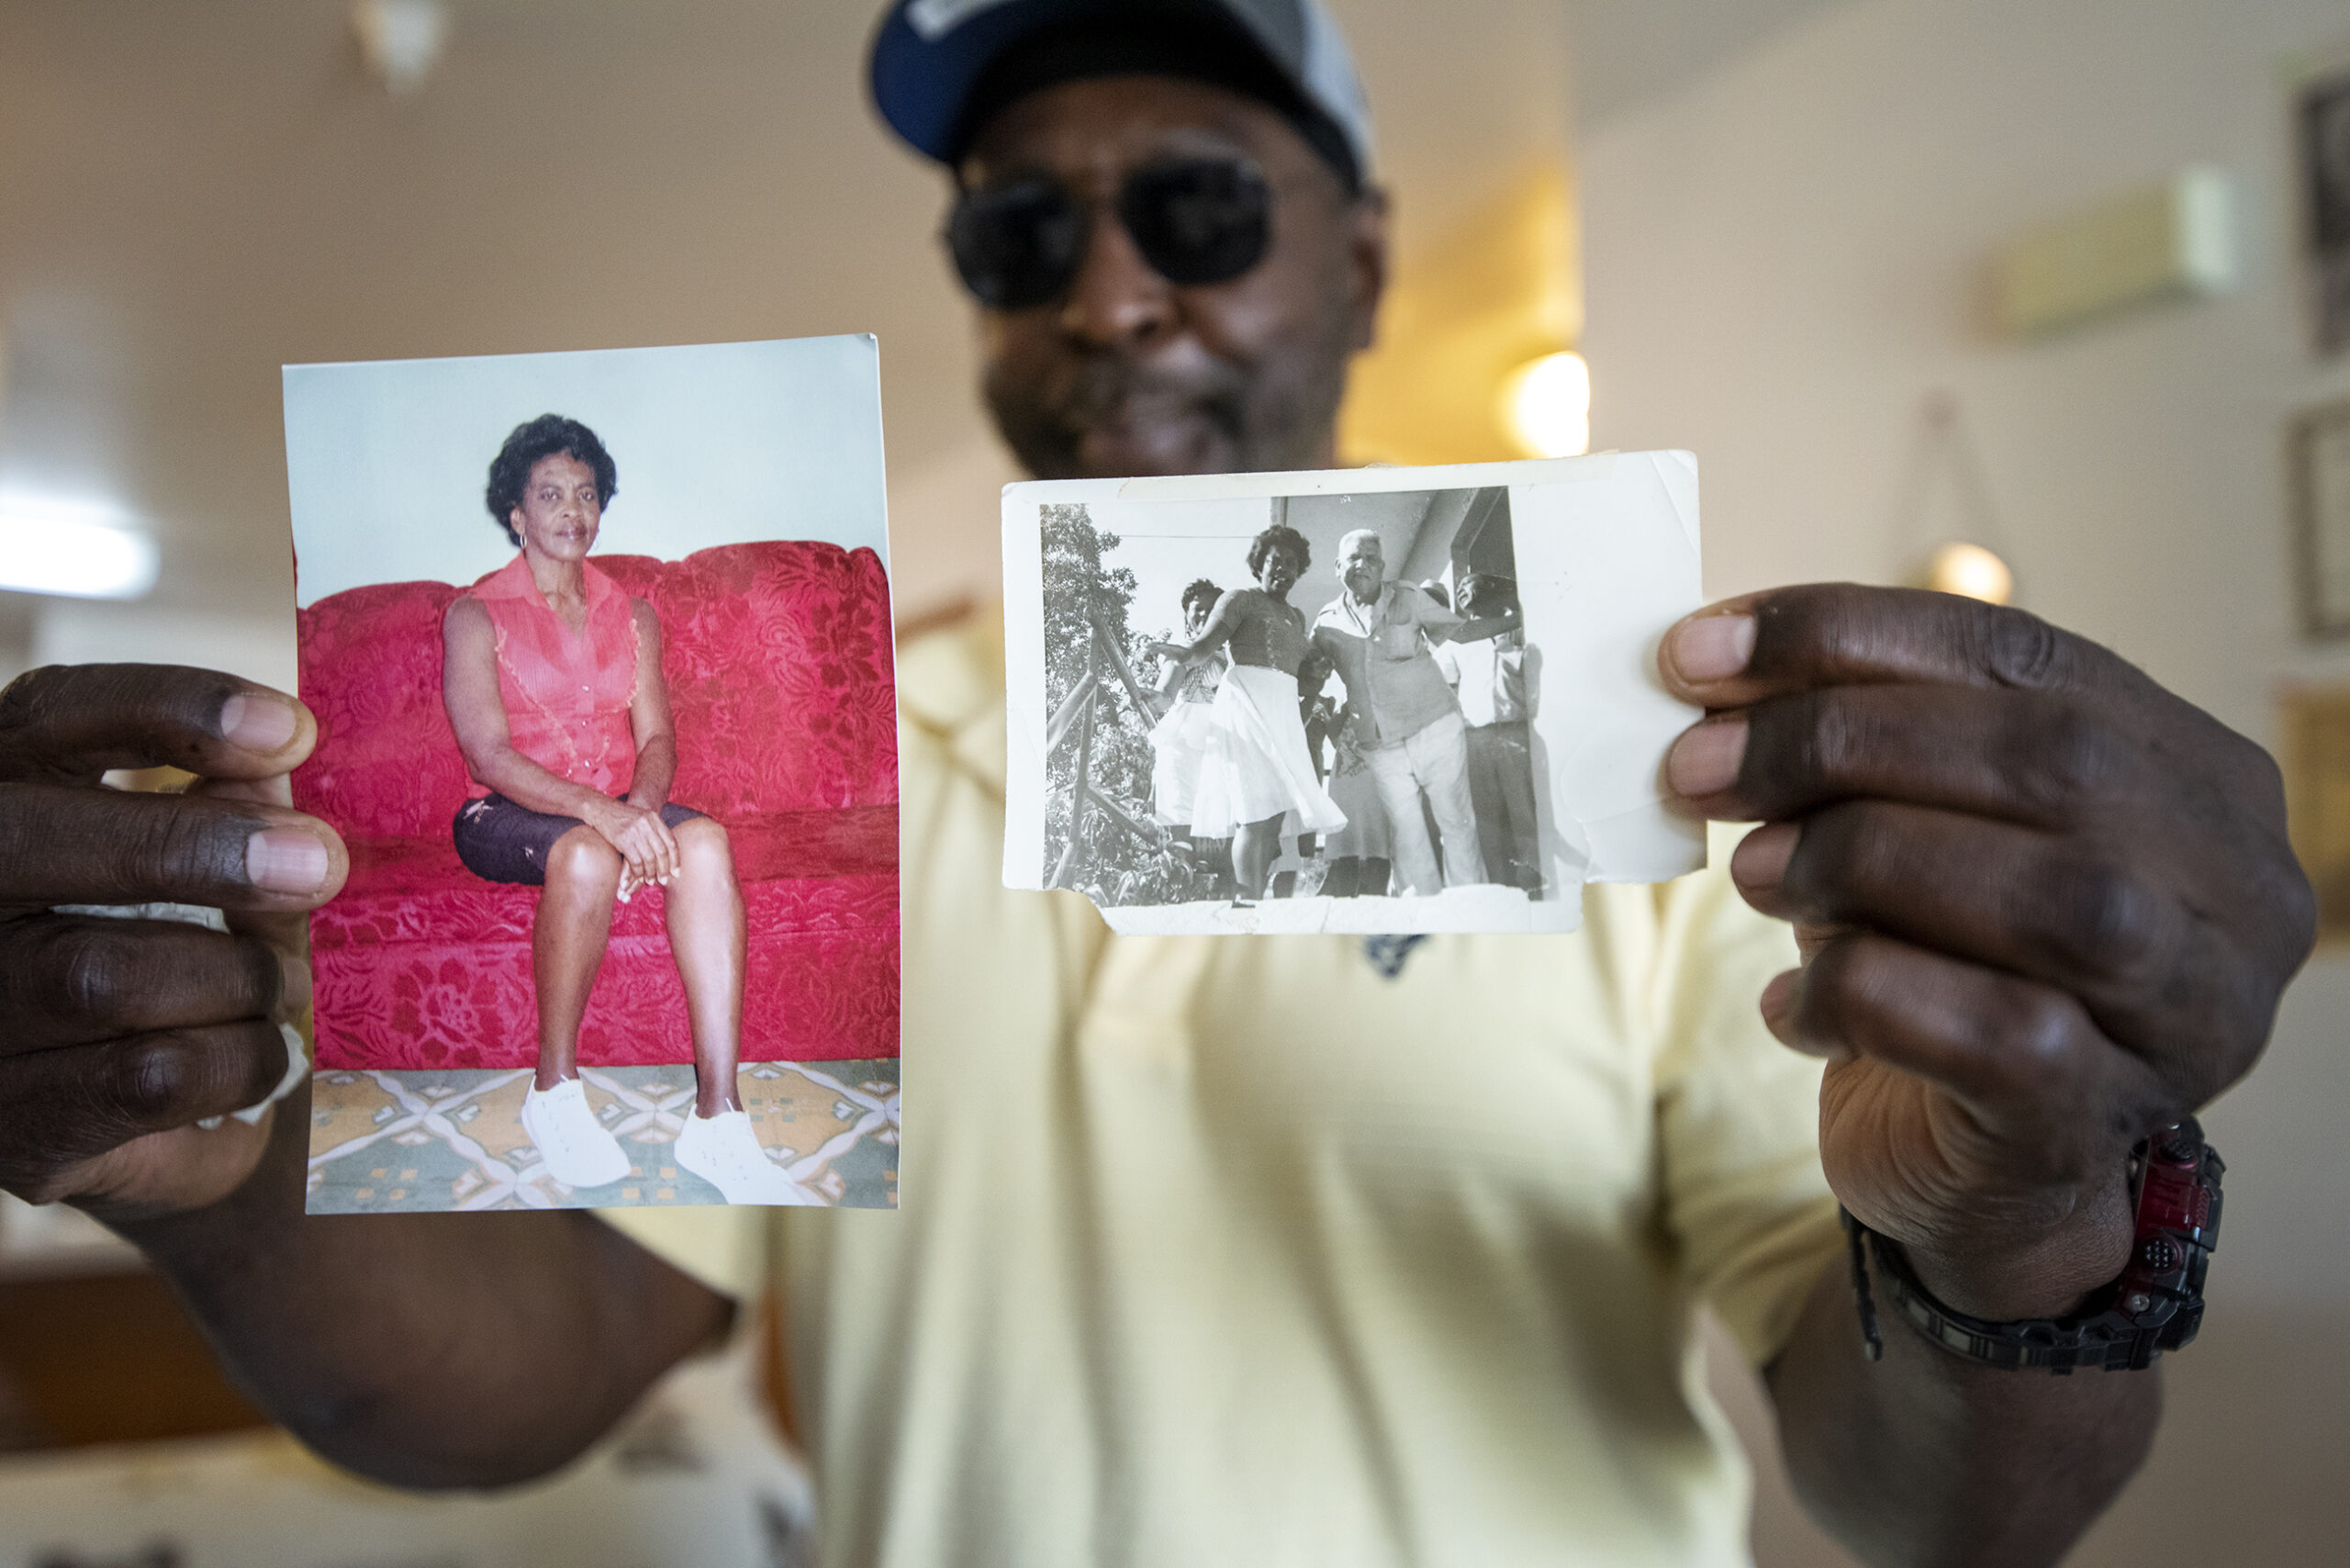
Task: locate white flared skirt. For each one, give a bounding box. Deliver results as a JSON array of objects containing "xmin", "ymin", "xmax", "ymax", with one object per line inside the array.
[
  {"xmin": 1189, "ymin": 664, "xmax": 1348, "ymax": 839},
  {"xmin": 1148, "ymin": 697, "xmax": 1219, "ymax": 827}
]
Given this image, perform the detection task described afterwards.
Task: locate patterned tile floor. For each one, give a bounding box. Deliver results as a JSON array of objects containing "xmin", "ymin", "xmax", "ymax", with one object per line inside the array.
[{"xmin": 308, "ymin": 1060, "xmax": 899, "ymax": 1213}]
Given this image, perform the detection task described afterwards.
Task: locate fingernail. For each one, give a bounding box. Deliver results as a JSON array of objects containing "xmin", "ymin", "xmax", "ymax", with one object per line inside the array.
[
  {"xmin": 278, "ymin": 952, "xmax": 313, "ymax": 1015},
  {"xmin": 247, "ymin": 829, "xmax": 330, "ymax": 894},
  {"xmin": 1670, "ymin": 614, "xmax": 1757, "ymax": 682},
  {"xmin": 1668, "ymin": 718, "xmax": 1747, "ymax": 797},
  {"xmin": 1731, "ymin": 822, "xmax": 1798, "ymax": 890},
  {"xmin": 219, "ymin": 692, "xmax": 299, "ymax": 753}
]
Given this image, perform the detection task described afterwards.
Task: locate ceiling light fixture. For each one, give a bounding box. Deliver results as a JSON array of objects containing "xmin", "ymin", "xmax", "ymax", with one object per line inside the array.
[
  {"xmin": 0, "ymin": 493, "xmax": 161, "ymax": 599},
  {"xmin": 352, "ymin": 0, "xmax": 450, "ymax": 95}
]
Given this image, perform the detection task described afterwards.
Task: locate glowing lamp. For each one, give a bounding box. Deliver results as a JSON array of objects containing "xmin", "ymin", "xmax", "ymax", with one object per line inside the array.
[
  {"xmin": 1499, "ymin": 351, "xmax": 1591, "ymax": 459},
  {"xmin": 0, "ymin": 494, "xmax": 161, "ymax": 599},
  {"xmin": 1921, "ymin": 540, "xmax": 2014, "ymax": 606}
]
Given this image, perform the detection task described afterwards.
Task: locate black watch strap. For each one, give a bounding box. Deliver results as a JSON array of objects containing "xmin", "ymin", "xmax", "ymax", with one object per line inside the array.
[{"xmin": 1843, "ymin": 1119, "xmax": 2222, "ymax": 1375}]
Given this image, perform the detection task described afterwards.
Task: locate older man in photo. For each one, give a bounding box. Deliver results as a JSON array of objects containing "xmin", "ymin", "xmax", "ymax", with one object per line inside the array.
[{"xmin": 1310, "ymin": 528, "xmax": 1516, "ymax": 895}]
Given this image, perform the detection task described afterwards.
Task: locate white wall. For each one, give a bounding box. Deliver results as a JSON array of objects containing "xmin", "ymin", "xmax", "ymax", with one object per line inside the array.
[{"xmin": 1580, "ymin": 1, "xmax": 2350, "ymax": 1562}]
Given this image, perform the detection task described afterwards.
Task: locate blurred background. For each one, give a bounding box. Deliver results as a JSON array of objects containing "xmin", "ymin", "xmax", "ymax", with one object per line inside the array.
[{"xmin": 2, "ymin": 0, "xmax": 2346, "ymax": 1562}]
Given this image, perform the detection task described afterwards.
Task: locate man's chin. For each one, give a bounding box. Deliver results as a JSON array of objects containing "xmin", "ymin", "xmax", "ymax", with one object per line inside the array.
[{"xmin": 1073, "ymin": 418, "xmax": 1234, "ymax": 480}]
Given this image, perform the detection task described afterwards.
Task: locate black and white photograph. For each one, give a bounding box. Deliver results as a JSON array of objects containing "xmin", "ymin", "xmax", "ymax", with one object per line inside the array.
[{"xmin": 1002, "ymin": 454, "xmax": 1707, "ymax": 935}]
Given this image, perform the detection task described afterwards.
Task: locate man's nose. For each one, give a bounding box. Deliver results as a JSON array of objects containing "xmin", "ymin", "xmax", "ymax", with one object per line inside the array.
[{"xmin": 1058, "ymin": 202, "xmax": 1174, "ymax": 348}]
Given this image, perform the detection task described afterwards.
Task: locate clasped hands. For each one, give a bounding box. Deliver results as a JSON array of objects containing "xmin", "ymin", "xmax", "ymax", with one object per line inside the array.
[
  {"xmin": 0, "ymin": 588, "xmax": 2318, "ymax": 1292},
  {"xmin": 590, "ymin": 798, "xmax": 679, "ymax": 902}
]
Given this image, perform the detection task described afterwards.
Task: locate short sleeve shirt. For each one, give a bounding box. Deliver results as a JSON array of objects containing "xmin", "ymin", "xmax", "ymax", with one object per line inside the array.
[
  {"xmin": 1449, "ymin": 633, "xmax": 1535, "ymax": 727},
  {"xmin": 606, "ymin": 610, "xmax": 1842, "ymax": 1568},
  {"xmin": 1311, "ymin": 583, "xmax": 1464, "ymax": 745}
]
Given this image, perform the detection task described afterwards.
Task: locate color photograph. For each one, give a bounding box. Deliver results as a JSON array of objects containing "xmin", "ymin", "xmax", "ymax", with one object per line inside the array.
[{"xmin": 285, "ymin": 337, "xmax": 899, "ymax": 1211}]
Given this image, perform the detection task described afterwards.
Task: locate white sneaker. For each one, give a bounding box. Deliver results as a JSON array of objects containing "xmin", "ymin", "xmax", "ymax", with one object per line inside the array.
[
  {"xmin": 520, "ymin": 1077, "xmax": 631, "ymax": 1189},
  {"xmin": 674, "ymin": 1108, "xmax": 818, "ymax": 1205}
]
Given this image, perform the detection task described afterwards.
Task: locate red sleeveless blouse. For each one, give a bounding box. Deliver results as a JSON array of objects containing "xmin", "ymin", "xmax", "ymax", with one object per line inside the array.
[{"xmin": 465, "ymin": 553, "xmax": 640, "ymax": 798}]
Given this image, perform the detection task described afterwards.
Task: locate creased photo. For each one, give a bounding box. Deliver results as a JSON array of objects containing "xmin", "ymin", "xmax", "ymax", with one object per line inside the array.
[
  {"xmin": 285, "ymin": 337, "xmax": 899, "ymax": 1212},
  {"xmin": 1002, "ymin": 454, "xmax": 1706, "ymax": 935}
]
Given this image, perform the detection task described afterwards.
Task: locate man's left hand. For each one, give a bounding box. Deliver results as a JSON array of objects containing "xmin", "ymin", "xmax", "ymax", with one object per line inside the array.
[{"xmin": 1659, "ymin": 584, "xmax": 2314, "ymax": 1319}]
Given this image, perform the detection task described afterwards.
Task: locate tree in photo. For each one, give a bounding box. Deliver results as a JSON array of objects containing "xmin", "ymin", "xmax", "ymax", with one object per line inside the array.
[{"xmin": 1039, "ymin": 502, "xmax": 1192, "ymax": 904}]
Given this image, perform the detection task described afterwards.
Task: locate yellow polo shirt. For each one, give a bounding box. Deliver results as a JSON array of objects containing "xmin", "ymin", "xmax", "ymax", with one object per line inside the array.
[{"xmin": 608, "ymin": 610, "xmax": 1841, "ymax": 1568}]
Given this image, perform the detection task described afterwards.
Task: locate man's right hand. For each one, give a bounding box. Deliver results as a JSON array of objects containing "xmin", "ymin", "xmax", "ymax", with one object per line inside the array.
[{"xmin": 0, "ymin": 664, "xmax": 346, "ymax": 1221}]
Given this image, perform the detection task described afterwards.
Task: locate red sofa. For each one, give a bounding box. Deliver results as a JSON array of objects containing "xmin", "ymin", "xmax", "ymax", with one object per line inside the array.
[{"xmin": 295, "ymin": 541, "xmax": 898, "ymax": 1072}]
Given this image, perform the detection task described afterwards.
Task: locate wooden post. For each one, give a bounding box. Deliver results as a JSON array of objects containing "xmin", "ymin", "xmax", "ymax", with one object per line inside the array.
[
  {"xmin": 1046, "ymin": 669, "xmax": 1099, "ymax": 756},
  {"xmin": 1089, "ymin": 612, "xmax": 1156, "ymax": 719},
  {"xmin": 1049, "ymin": 636, "xmax": 1101, "ymax": 889}
]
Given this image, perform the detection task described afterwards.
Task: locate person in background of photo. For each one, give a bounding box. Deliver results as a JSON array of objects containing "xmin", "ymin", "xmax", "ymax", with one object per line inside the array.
[
  {"xmin": 1146, "ymin": 577, "xmax": 1228, "ymax": 894},
  {"xmin": 1446, "ymin": 572, "xmax": 1542, "ymax": 893},
  {"xmin": 1311, "ymin": 529, "xmax": 1517, "ymax": 896},
  {"xmin": 440, "ymin": 413, "xmax": 807, "ymax": 1205},
  {"xmin": 1146, "ymin": 521, "xmax": 1344, "ymax": 903}
]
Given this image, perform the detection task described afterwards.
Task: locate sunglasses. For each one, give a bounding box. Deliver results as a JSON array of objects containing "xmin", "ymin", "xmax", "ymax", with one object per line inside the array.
[{"xmin": 946, "ymin": 157, "xmax": 1273, "ymax": 309}]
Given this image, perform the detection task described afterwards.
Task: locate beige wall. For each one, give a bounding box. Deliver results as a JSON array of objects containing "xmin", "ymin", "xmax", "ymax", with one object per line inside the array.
[{"xmin": 1581, "ymin": 1, "xmax": 2350, "ymax": 1562}]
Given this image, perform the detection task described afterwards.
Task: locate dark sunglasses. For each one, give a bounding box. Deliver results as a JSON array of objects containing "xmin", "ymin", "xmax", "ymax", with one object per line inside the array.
[{"xmin": 946, "ymin": 157, "xmax": 1273, "ymax": 309}]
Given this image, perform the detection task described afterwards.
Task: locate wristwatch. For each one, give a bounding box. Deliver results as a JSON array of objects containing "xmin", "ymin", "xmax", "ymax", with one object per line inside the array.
[{"xmin": 1843, "ymin": 1119, "xmax": 2223, "ymax": 1374}]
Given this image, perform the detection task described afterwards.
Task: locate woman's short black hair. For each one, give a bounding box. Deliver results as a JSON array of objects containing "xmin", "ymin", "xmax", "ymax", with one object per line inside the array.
[
  {"xmin": 486, "ymin": 414, "xmax": 618, "ymax": 546},
  {"xmin": 1181, "ymin": 578, "xmax": 1223, "ymax": 619},
  {"xmin": 1247, "ymin": 522, "xmax": 1310, "ymax": 577}
]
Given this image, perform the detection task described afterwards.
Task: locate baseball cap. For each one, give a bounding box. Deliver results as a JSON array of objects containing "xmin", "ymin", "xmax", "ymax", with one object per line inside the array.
[{"xmin": 869, "ymin": 0, "xmax": 1376, "ymax": 190}]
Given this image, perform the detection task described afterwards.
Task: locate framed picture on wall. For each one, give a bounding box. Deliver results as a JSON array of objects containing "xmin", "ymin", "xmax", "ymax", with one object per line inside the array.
[
  {"xmin": 2288, "ymin": 398, "xmax": 2350, "ymax": 638},
  {"xmin": 2299, "ymin": 66, "xmax": 2350, "ymax": 353},
  {"xmin": 2278, "ymin": 684, "xmax": 2350, "ymax": 945}
]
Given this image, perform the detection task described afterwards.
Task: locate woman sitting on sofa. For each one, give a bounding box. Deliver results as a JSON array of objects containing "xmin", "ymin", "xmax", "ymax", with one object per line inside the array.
[{"xmin": 441, "ymin": 413, "xmax": 805, "ymax": 1204}]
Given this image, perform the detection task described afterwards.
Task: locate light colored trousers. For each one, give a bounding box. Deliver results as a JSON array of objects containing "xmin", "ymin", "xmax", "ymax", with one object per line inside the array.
[{"xmin": 1363, "ymin": 711, "xmax": 1483, "ymax": 896}]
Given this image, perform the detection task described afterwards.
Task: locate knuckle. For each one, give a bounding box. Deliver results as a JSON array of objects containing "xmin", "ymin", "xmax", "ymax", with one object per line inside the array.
[
  {"xmin": 149, "ymin": 803, "xmax": 248, "ymax": 890},
  {"xmin": 1794, "ymin": 937, "xmax": 1884, "ymax": 1037},
  {"xmin": 2010, "ymin": 700, "xmax": 2122, "ymax": 816},
  {"xmin": 1979, "ymin": 985, "xmax": 2081, "ymax": 1079},
  {"xmin": 53, "ymin": 924, "xmax": 129, "ymax": 1020},
  {"xmin": 113, "ymin": 1036, "xmax": 203, "ymax": 1121},
  {"xmin": 1976, "ymin": 605, "xmax": 2065, "ymax": 689},
  {"xmin": 1751, "ymin": 690, "xmax": 1859, "ymax": 801},
  {"xmin": 0, "ymin": 666, "xmax": 65, "ymax": 740},
  {"xmin": 2032, "ymin": 857, "xmax": 2171, "ymax": 985}
]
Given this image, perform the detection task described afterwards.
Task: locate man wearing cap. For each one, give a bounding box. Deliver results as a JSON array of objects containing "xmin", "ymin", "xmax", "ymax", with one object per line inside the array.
[{"xmin": 0, "ymin": 4, "xmax": 2313, "ymax": 1566}]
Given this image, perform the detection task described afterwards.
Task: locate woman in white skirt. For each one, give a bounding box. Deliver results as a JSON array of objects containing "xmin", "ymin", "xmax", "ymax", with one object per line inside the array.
[
  {"xmin": 1147, "ymin": 523, "xmax": 1345, "ymax": 903},
  {"xmin": 1147, "ymin": 578, "xmax": 1225, "ymax": 829}
]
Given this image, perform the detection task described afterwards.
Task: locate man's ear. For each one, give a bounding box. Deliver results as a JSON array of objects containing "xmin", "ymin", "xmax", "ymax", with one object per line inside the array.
[{"xmin": 1345, "ymin": 185, "xmax": 1391, "ymax": 354}]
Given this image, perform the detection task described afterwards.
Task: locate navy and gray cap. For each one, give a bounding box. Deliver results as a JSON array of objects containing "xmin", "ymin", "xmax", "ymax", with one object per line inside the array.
[{"xmin": 869, "ymin": 0, "xmax": 1377, "ymax": 190}]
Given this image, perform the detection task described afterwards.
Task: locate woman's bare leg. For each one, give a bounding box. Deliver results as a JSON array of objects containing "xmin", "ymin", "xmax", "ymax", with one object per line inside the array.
[
  {"xmin": 663, "ymin": 817, "xmax": 747, "ymax": 1118},
  {"xmin": 1234, "ymin": 813, "xmax": 1284, "ymax": 901},
  {"xmin": 532, "ymin": 826, "xmax": 623, "ymax": 1092}
]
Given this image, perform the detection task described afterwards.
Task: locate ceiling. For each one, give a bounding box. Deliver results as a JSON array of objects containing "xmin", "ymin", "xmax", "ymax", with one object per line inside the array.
[{"xmin": 1565, "ymin": 0, "xmax": 1854, "ymax": 129}]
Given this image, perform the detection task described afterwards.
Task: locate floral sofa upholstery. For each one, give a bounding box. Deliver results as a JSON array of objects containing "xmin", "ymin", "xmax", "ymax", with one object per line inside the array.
[{"xmin": 295, "ymin": 541, "xmax": 898, "ymax": 1072}]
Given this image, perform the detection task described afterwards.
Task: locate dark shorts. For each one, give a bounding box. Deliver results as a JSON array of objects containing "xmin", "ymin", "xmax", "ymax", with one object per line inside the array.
[{"xmin": 453, "ymin": 792, "xmax": 708, "ymax": 887}]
